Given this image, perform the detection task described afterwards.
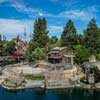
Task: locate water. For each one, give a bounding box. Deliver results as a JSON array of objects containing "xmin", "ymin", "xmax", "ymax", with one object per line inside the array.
[{"xmin": 0, "ymin": 86, "xmax": 100, "ymax": 100}]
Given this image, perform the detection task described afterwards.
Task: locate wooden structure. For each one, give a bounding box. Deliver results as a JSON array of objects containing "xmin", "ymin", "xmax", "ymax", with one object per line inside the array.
[{"xmin": 48, "ymin": 47, "xmax": 74, "ymax": 65}]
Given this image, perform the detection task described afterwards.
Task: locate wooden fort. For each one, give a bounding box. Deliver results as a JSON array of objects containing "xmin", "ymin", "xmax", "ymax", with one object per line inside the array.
[{"xmin": 48, "ymin": 47, "xmax": 74, "ymax": 67}]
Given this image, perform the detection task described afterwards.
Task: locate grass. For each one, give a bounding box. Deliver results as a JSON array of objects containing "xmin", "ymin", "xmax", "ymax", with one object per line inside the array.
[{"xmin": 23, "ymin": 74, "xmax": 45, "ymax": 80}]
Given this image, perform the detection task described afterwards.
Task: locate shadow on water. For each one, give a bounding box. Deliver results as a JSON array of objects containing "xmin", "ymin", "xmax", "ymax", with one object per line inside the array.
[{"xmin": 0, "ymin": 86, "xmax": 100, "ymax": 100}]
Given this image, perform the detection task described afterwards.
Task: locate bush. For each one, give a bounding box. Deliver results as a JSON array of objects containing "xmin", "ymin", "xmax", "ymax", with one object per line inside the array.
[
  {"xmin": 74, "ymin": 45, "xmax": 90, "ymax": 64},
  {"xmin": 32, "ymin": 47, "xmax": 46, "ymax": 60},
  {"xmin": 24, "ymin": 49, "xmax": 34, "ymax": 62},
  {"xmin": 96, "ymin": 53, "xmax": 100, "ymax": 60}
]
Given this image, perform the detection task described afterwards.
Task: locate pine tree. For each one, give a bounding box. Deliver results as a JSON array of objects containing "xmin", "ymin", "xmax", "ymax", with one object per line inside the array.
[
  {"xmin": 61, "ymin": 19, "xmax": 78, "ymax": 47},
  {"xmin": 49, "ymin": 36, "xmax": 58, "ymax": 44},
  {"xmin": 33, "ymin": 17, "xmax": 49, "ymax": 48},
  {"xmin": 84, "ymin": 18, "xmax": 100, "ymax": 54},
  {"xmin": 0, "ymin": 34, "xmax": 1, "ymax": 42}
]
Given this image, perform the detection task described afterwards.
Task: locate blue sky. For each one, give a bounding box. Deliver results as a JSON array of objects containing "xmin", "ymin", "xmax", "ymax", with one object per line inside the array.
[{"xmin": 0, "ymin": 0, "xmax": 100, "ymax": 40}]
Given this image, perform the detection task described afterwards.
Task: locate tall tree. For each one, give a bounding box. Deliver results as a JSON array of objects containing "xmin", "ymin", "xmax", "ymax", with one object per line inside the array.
[
  {"xmin": 84, "ymin": 18, "xmax": 100, "ymax": 54},
  {"xmin": 33, "ymin": 17, "xmax": 49, "ymax": 48},
  {"xmin": 0, "ymin": 34, "xmax": 1, "ymax": 42},
  {"xmin": 61, "ymin": 19, "xmax": 78, "ymax": 47}
]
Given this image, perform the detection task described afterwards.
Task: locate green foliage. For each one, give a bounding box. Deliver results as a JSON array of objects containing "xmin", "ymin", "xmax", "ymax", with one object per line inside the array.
[
  {"xmin": 24, "ymin": 49, "xmax": 34, "ymax": 62},
  {"xmin": 48, "ymin": 36, "xmax": 60, "ymax": 50},
  {"xmin": 33, "ymin": 17, "xmax": 49, "ymax": 48},
  {"xmin": 24, "ymin": 47, "xmax": 46, "ymax": 61},
  {"xmin": 84, "ymin": 18, "xmax": 100, "ymax": 54},
  {"xmin": 23, "ymin": 74, "xmax": 45, "ymax": 80},
  {"xmin": 4, "ymin": 41, "xmax": 16, "ymax": 54},
  {"xmin": 96, "ymin": 53, "xmax": 100, "ymax": 60},
  {"xmin": 49, "ymin": 36, "xmax": 58, "ymax": 44},
  {"xmin": 0, "ymin": 40, "xmax": 15, "ymax": 54},
  {"xmin": 0, "ymin": 34, "xmax": 1, "ymax": 41},
  {"xmin": 74, "ymin": 45, "xmax": 90, "ymax": 64},
  {"xmin": 77, "ymin": 34, "xmax": 85, "ymax": 45},
  {"xmin": 61, "ymin": 19, "xmax": 78, "ymax": 47},
  {"xmin": 32, "ymin": 47, "xmax": 46, "ymax": 60}
]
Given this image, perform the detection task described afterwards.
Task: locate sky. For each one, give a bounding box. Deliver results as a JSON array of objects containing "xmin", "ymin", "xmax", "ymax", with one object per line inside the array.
[{"xmin": 0, "ymin": 0, "xmax": 100, "ymax": 40}]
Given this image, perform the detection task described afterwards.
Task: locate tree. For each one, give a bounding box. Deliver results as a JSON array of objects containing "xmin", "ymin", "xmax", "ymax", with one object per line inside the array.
[
  {"xmin": 0, "ymin": 34, "xmax": 2, "ymax": 42},
  {"xmin": 77, "ymin": 34, "xmax": 85, "ymax": 45},
  {"xmin": 84, "ymin": 18, "xmax": 100, "ymax": 54},
  {"xmin": 49, "ymin": 36, "xmax": 58, "ymax": 45},
  {"xmin": 61, "ymin": 19, "xmax": 78, "ymax": 47},
  {"xmin": 0, "ymin": 34, "xmax": 2, "ymax": 51},
  {"xmin": 4, "ymin": 41, "xmax": 16, "ymax": 54},
  {"xmin": 33, "ymin": 17, "xmax": 49, "ymax": 48},
  {"xmin": 74, "ymin": 45, "xmax": 90, "ymax": 64},
  {"xmin": 48, "ymin": 36, "xmax": 58, "ymax": 49},
  {"xmin": 24, "ymin": 49, "xmax": 34, "ymax": 62},
  {"xmin": 32, "ymin": 47, "xmax": 46, "ymax": 60},
  {"xmin": 3, "ymin": 35, "xmax": 6, "ymax": 41}
]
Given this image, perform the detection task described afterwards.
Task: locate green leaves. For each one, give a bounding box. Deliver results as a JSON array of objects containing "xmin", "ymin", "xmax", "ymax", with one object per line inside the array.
[
  {"xmin": 84, "ymin": 18, "xmax": 100, "ymax": 54},
  {"xmin": 5, "ymin": 41, "xmax": 16, "ymax": 54},
  {"xmin": 32, "ymin": 47, "xmax": 46, "ymax": 60},
  {"xmin": 74, "ymin": 45, "xmax": 90, "ymax": 64},
  {"xmin": 33, "ymin": 17, "xmax": 49, "ymax": 48},
  {"xmin": 61, "ymin": 19, "xmax": 78, "ymax": 47}
]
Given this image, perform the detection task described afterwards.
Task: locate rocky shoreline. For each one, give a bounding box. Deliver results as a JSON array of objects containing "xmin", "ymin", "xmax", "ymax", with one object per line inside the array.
[{"xmin": 1, "ymin": 62, "xmax": 100, "ymax": 91}]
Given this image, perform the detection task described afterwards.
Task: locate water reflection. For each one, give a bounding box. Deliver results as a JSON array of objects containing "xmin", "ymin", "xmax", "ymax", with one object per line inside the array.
[{"xmin": 0, "ymin": 87, "xmax": 100, "ymax": 100}]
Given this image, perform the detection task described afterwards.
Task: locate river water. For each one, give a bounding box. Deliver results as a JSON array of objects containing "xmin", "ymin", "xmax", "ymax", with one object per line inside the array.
[{"xmin": 0, "ymin": 86, "xmax": 100, "ymax": 100}]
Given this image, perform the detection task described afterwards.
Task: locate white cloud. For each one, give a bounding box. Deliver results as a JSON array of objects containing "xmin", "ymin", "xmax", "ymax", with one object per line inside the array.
[
  {"xmin": 0, "ymin": 19, "xmax": 23, "ymax": 34},
  {"xmin": 59, "ymin": 6, "xmax": 98, "ymax": 21},
  {"xmin": 11, "ymin": 2, "xmax": 57, "ymax": 18},
  {"xmin": 0, "ymin": 1, "xmax": 45, "ymax": 17},
  {"xmin": 0, "ymin": 18, "xmax": 63, "ymax": 40},
  {"xmin": 0, "ymin": 0, "xmax": 99, "ymax": 21},
  {"xmin": 0, "ymin": 18, "xmax": 33, "ymax": 40},
  {"xmin": 0, "ymin": 0, "xmax": 7, "ymax": 3},
  {"xmin": 59, "ymin": 10, "xmax": 90, "ymax": 20},
  {"xmin": 10, "ymin": 1, "xmax": 45, "ymax": 17},
  {"xmin": 38, "ymin": 12, "xmax": 44, "ymax": 16}
]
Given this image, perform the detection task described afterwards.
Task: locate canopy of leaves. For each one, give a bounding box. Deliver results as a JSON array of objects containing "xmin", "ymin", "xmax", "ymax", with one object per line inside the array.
[
  {"xmin": 24, "ymin": 49, "xmax": 34, "ymax": 62},
  {"xmin": 33, "ymin": 18, "xmax": 49, "ymax": 48},
  {"xmin": 5, "ymin": 41, "xmax": 16, "ymax": 54},
  {"xmin": 0, "ymin": 34, "xmax": 1, "ymax": 42},
  {"xmin": 32, "ymin": 47, "xmax": 46, "ymax": 60},
  {"xmin": 61, "ymin": 19, "xmax": 78, "ymax": 47},
  {"xmin": 84, "ymin": 18, "xmax": 100, "ymax": 54},
  {"xmin": 74, "ymin": 45, "xmax": 90, "ymax": 64}
]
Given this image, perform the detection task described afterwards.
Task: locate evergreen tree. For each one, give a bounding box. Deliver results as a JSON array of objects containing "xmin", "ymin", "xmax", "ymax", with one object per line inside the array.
[
  {"xmin": 0, "ymin": 34, "xmax": 1, "ymax": 42},
  {"xmin": 84, "ymin": 18, "xmax": 100, "ymax": 54},
  {"xmin": 77, "ymin": 34, "xmax": 85, "ymax": 45},
  {"xmin": 33, "ymin": 17, "xmax": 49, "ymax": 48},
  {"xmin": 49, "ymin": 36, "xmax": 58, "ymax": 44},
  {"xmin": 61, "ymin": 19, "xmax": 78, "ymax": 47}
]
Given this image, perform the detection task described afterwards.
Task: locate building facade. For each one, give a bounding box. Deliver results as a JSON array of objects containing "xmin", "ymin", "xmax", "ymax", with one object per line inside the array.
[{"xmin": 48, "ymin": 47, "xmax": 74, "ymax": 66}]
